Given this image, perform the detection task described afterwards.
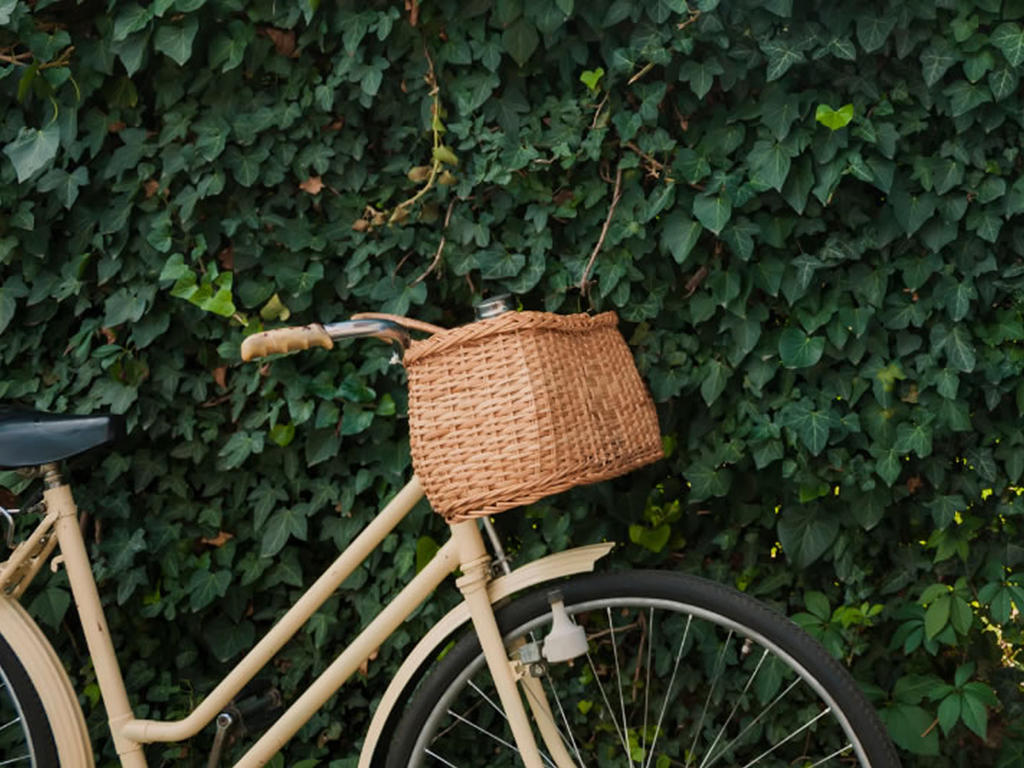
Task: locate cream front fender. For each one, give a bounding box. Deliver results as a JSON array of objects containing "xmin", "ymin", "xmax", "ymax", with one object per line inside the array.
[
  {"xmin": 357, "ymin": 542, "xmax": 615, "ymax": 768},
  {"xmin": 0, "ymin": 597, "xmax": 94, "ymax": 766}
]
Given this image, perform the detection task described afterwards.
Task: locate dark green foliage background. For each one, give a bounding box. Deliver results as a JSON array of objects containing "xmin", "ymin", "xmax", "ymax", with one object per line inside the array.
[{"xmin": 2, "ymin": 0, "xmax": 1024, "ymax": 764}]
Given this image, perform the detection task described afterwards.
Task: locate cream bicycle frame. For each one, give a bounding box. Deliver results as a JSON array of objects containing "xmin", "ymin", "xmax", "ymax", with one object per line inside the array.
[{"xmin": 0, "ymin": 462, "xmax": 611, "ymax": 768}]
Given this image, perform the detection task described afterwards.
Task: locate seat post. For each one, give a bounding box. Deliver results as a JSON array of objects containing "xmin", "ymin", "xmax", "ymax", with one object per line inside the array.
[{"xmin": 41, "ymin": 462, "xmax": 64, "ymax": 490}]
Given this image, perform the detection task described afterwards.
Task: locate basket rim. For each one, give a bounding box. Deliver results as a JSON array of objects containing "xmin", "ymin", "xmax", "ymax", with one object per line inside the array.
[{"xmin": 404, "ymin": 310, "xmax": 619, "ymax": 364}]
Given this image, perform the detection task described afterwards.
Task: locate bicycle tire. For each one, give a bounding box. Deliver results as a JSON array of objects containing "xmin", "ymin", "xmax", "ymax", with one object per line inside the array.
[
  {"xmin": 387, "ymin": 570, "xmax": 900, "ymax": 768},
  {"xmin": 0, "ymin": 628, "xmax": 59, "ymax": 767}
]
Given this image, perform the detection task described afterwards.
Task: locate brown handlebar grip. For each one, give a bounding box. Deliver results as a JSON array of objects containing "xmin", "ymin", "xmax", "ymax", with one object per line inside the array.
[{"xmin": 240, "ymin": 323, "xmax": 334, "ymax": 361}]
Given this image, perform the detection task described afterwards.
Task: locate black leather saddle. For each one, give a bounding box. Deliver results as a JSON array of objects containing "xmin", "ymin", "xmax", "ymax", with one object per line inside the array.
[{"xmin": 0, "ymin": 407, "xmax": 123, "ymax": 469}]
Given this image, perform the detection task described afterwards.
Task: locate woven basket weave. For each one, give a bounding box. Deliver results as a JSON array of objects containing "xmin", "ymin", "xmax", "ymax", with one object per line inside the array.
[{"xmin": 403, "ymin": 311, "xmax": 663, "ymax": 522}]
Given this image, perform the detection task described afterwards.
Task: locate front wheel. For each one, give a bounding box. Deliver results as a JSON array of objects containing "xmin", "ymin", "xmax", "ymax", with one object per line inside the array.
[{"xmin": 387, "ymin": 570, "xmax": 899, "ymax": 768}]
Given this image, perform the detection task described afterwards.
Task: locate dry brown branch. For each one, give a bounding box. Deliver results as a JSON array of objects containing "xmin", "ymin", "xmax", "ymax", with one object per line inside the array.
[{"xmin": 578, "ymin": 163, "xmax": 624, "ymax": 294}]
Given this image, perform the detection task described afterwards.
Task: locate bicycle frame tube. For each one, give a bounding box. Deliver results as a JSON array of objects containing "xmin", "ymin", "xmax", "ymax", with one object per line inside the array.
[
  {"xmin": 26, "ymin": 467, "xmax": 432, "ymax": 766},
  {"xmin": 120, "ymin": 477, "xmax": 429, "ymax": 748},
  {"xmin": 11, "ymin": 468, "xmax": 554, "ymax": 768}
]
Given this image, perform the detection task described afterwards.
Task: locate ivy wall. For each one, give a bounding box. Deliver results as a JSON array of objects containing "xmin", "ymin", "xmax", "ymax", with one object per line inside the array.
[{"xmin": 2, "ymin": 0, "xmax": 1024, "ymax": 764}]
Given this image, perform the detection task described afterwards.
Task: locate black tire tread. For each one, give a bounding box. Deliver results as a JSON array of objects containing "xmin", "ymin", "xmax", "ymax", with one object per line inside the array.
[{"xmin": 0, "ymin": 629, "xmax": 59, "ymax": 767}]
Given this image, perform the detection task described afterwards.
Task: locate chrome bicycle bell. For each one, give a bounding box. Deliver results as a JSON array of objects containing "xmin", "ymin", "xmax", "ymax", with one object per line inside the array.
[{"xmin": 474, "ymin": 294, "xmax": 514, "ymax": 320}]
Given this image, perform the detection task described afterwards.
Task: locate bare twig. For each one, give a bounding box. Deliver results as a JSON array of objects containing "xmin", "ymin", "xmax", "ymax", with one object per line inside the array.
[
  {"xmin": 684, "ymin": 264, "xmax": 709, "ymax": 297},
  {"xmin": 627, "ymin": 62, "xmax": 655, "ymax": 86},
  {"xmin": 578, "ymin": 163, "xmax": 624, "ymax": 294},
  {"xmin": 0, "ymin": 45, "xmax": 74, "ymax": 69},
  {"xmin": 414, "ymin": 199, "xmax": 457, "ymax": 284},
  {"xmin": 625, "ymin": 141, "xmax": 672, "ymax": 181},
  {"xmin": 590, "ymin": 92, "xmax": 610, "ymax": 130},
  {"xmin": 0, "ymin": 50, "xmax": 32, "ymax": 65},
  {"xmin": 404, "ymin": 0, "xmax": 419, "ymax": 26},
  {"xmin": 677, "ymin": 9, "xmax": 701, "ymax": 29}
]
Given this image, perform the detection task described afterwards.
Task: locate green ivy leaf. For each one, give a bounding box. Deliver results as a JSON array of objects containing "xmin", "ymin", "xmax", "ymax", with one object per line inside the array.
[
  {"xmin": 579, "ymin": 67, "xmax": 604, "ymax": 92},
  {"xmin": 28, "ymin": 586, "xmax": 71, "ymax": 628},
  {"xmin": 814, "ymin": 103, "xmax": 854, "ymax": 130},
  {"xmin": 3, "ymin": 124, "xmax": 60, "ymax": 183},
  {"xmin": 920, "ymin": 38, "xmax": 957, "ymax": 86},
  {"xmin": 760, "ymin": 38, "xmax": 805, "ymax": 81},
  {"xmin": 679, "ymin": 59, "xmax": 723, "ymax": 99},
  {"xmin": 187, "ymin": 568, "xmax": 231, "ymax": 612},
  {"xmin": 36, "ymin": 166, "xmax": 90, "ymax": 209},
  {"xmin": 856, "ymin": 15, "xmax": 897, "ymax": 52},
  {"xmin": 153, "ymin": 16, "xmax": 199, "ymax": 65},
  {"xmin": 700, "ymin": 359, "xmax": 730, "ymax": 405},
  {"xmin": 992, "ymin": 22, "xmax": 1024, "ymax": 67},
  {"xmin": 693, "ymin": 192, "xmax": 732, "ymax": 234},
  {"xmin": 747, "ymin": 139, "xmax": 791, "ymax": 191},
  {"xmin": 113, "ymin": 2, "xmax": 153, "ymax": 41},
  {"xmin": 890, "ymin": 185, "xmax": 936, "ymax": 236},
  {"xmin": 685, "ymin": 461, "xmax": 732, "ymax": 501},
  {"xmin": 661, "ymin": 212, "xmax": 702, "ymax": 265},
  {"xmin": 260, "ymin": 507, "xmax": 307, "ymax": 557},
  {"xmin": 945, "ymin": 325, "xmax": 976, "ymax": 373},
  {"xmin": 503, "ymin": 18, "xmax": 539, "ymax": 67},
  {"xmin": 777, "ymin": 507, "xmax": 839, "ymax": 567},
  {"xmin": 0, "ymin": 0, "xmax": 16, "ymax": 24},
  {"xmin": 778, "ymin": 327, "xmax": 824, "ymax": 368},
  {"xmin": 0, "ymin": 285, "xmax": 15, "ymax": 335},
  {"xmin": 874, "ymin": 447, "xmax": 901, "ymax": 486}
]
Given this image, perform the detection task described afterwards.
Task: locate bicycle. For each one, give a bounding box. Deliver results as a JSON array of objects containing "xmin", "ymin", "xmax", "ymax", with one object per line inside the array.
[{"xmin": 0, "ymin": 307, "xmax": 900, "ymax": 767}]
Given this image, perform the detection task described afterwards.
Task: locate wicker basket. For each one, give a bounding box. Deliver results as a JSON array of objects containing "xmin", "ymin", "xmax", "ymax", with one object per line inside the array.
[{"xmin": 403, "ymin": 311, "xmax": 663, "ymax": 522}]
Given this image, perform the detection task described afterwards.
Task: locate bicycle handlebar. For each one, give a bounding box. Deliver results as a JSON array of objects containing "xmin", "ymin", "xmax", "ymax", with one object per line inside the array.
[{"xmin": 240, "ymin": 319, "xmax": 412, "ymax": 362}]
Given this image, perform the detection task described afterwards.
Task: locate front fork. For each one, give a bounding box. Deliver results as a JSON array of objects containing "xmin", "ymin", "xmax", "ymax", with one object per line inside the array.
[{"xmin": 450, "ymin": 521, "xmax": 579, "ymax": 768}]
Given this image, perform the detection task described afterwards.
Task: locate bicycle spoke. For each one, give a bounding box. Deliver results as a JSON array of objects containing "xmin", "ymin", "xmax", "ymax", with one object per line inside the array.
[
  {"xmin": 807, "ymin": 743, "xmax": 854, "ymax": 767},
  {"xmin": 443, "ymin": 707, "xmax": 558, "ymax": 768},
  {"xmin": 584, "ymin": 647, "xmax": 631, "ymax": 757},
  {"xmin": 467, "ymin": 680, "xmax": 507, "ymax": 721},
  {"xmin": 0, "ymin": 716, "xmax": 22, "ymax": 735},
  {"xmin": 685, "ymin": 629, "xmax": 733, "ymax": 768},
  {"xmin": 0, "ymin": 757, "xmax": 32, "ymax": 767},
  {"xmin": 607, "ymin": 607, "xmax": 635, "ymax": 768},
  {"xmin": 697, "ymin": 647, "xmax": 770, "ymax": 768},
  {"xmin": 642, "ymin": 614, "xmax": 692, "ymax": 768},
  {"xmin": 640, "ymin": 607, "xmax": 652, "ymax": 765},
  {"xmin": 424, "ymin": 749, "xmax": 460, "ymax": 768},
  {"xmin": 737, "ymin": 707, "xmax": 833, "ymax": 768},
  {"xmin": 703, "ymin": 678, "xmax": 803, "ymax": 768},
  {"xmin": 444, "ymin": 696, "xmax": 557, "ymax": 768},
  {"xmin": 537, "ymin": 674, "xmax": 588, "ymax": 767}
]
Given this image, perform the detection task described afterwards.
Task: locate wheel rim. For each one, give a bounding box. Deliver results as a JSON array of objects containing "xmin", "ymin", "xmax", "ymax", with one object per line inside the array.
[
  {"xmin": 408, "ymin": 597, "xmax": 874, "ymax": 768},
  {"xmin": 0, "ymin": 661, "xmax": 36, "ymax": 767}
]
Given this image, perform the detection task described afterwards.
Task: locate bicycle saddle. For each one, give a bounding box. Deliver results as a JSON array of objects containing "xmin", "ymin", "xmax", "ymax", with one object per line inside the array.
[{"xmin": 0, "ymin": 407, "xmax": 123, "ymax": 469}]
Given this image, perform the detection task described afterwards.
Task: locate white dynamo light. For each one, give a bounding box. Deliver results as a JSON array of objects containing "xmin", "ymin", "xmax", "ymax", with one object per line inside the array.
[{"xmin": 542, "ymin": 591, "xmax": 589, "ymax": 663}]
